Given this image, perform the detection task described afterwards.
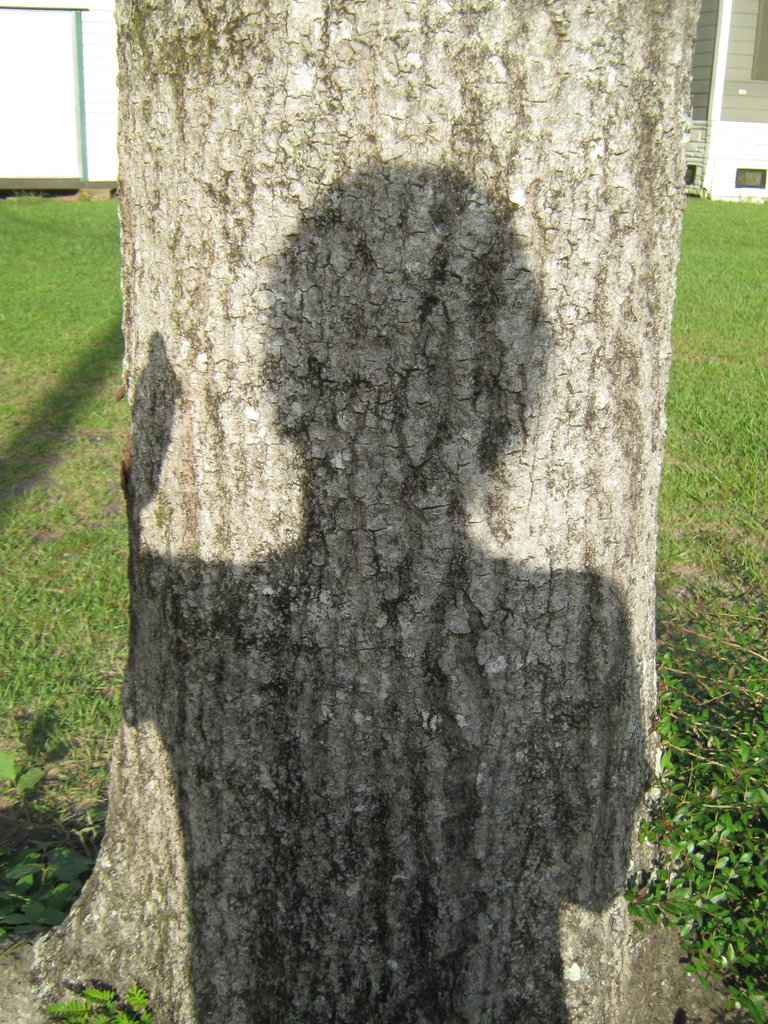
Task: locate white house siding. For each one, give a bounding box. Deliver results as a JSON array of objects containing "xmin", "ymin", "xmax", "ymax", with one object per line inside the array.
[
  {"xmin": 0, "ymin": 9, "xmax": 82, "ymax": 179},
  {"xmin": 721, "ymin": 0, "xmax": 768, "ymax": 122},
  {"xmin": 0, "ymin": 0, "xmax": 117, "ymax": 186},
  {"xmin": 81, "ymin": 3, "xmax": 118, "ymax": 182},
  {"xmin": 707, "ymin": 0, "xmax": 768, "ymax": 198},
  {"xmin": 692, "ymin": 0, "xmax": 720, "ymax": 119},
  {"xmin": 703, "ymin": 119, "xmax": 768, "ymax": 197}
]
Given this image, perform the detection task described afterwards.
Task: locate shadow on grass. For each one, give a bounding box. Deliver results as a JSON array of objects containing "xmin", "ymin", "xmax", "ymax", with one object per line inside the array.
[
  {"xmin": 15, "ymin": 708, "xmax": 69, "ymax": 766},
  {"xmin": 0, "ymin": 807, "xmax": 101, "ymax": 853},
  {"xmin": 0, "ymin": 708, "xmax": 106, "ymax": 853},
  {"xmin": 0, "ymin": 320, "xmax": 124, "ymax": 523}
]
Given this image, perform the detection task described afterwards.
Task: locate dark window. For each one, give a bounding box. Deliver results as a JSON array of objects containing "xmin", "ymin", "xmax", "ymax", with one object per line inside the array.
[
  {"xmin": 753, "ymin": 0, "xmax": 768, "ymax": 80},
  {"xmin": 684, "ymin": 164, "xmax": 697, "ymax": 186},
  {"xmin": 735, "ymin": 168, "xmax": 767, "ymax": 188}
]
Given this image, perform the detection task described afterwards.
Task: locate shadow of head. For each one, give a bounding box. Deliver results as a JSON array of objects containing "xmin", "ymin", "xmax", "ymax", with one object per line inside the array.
[{"xmin": 262, "ymin": 163, "xmax": 549, "ymax": 508}]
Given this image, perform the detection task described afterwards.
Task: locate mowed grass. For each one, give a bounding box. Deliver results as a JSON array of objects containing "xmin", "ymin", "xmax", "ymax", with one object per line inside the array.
[
  {"xmin": 0, "ymin": 196, "xmax": 127, "ymax": 832},
  {"xmin": 0, "ymin": 197, "xmax": 765, "ymax": 1014},
  {"xmin": 662, "ymin": 199, "xmax": 767, "ymax": 575}
]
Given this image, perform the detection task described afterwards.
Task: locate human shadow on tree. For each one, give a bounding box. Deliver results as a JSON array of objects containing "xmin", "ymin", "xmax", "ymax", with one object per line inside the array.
[{"xmin": 86, "ymin": 166, "xmax": 649, "ymax": 1023}]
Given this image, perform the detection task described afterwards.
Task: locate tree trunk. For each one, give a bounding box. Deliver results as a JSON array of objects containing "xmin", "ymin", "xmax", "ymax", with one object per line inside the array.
[{"xmin": 35, "ymin": 3, "xmax": 697, "ymax": 1022}]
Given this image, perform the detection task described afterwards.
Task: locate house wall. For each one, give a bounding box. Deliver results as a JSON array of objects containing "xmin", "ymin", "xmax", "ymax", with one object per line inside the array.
[
  {"xmin": 692, "ymin": 0, "xmax": 720, "ymax": 119},
  {"xmin": 0, "ymin": 0, "xmax": 117, "ymax": 187},
  {"xmin": 0, "ymin": 8, "xmax": 83, "ymax": 180},
  {"xmin": 721, "ymin": 0, "xmax": 768, "ymax": 122},
  {"xmin": 686, "ymin": 121, "xmax": 709, "ymax": 193},
  {"xmin": 81, "ymin": 2, "xmax": 119, "ymax": 182},
  {"xmin": 686, "ymin": 0, "xmax": 721, "ymax": 193},
  {"xmin": 703, "ymin": 119, "xmax": 768, "ymax": 197},
  {"xmin": 685, "ymin": 0, "xmax": 768, "ymax": 198}
]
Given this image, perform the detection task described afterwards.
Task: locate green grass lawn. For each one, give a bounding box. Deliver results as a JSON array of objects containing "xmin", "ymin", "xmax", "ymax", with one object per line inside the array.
[
  {"xmin": 0, "ymin": 196, "xmax": 765, "ymax": 1019},
  {"xmin": 0, "ymin": 196, "xmax": 126, "ymax": 835}
]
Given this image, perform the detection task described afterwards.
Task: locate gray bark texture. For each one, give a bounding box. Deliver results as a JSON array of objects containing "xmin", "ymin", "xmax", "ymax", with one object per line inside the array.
[{"xmin": 35, "ymin": 2, "xmax": 698, "ymax": 1022}]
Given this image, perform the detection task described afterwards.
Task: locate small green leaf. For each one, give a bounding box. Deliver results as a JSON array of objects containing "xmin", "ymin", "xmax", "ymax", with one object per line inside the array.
[
  {"xmin": 83, "ymin": 986, "xmax": 116, "ymax": 1005},
  {"xmin": 4, "ymin": 858, "xmax": 43, "ymax": 881},
  {"xmin": 125, "ymin": 987, "xmax": 150, "ymax": 1010},
  {"xmin": 48, "ymin": 848, "xmax": 93, "ymax": 882},
  {"xmin": 17, "ymin": 767, "xmax": 45, "ymax": 793},
  {"xmin": 21, "ymin": 900, "xmax": 46, "ymax": 922},
  {"xmin": 0, "ymin": 752, "xmax": 17, "ymax": 783},
  {"xmin": 47, "ymin": 997, "xmax": 90, "ymax": 1022}
]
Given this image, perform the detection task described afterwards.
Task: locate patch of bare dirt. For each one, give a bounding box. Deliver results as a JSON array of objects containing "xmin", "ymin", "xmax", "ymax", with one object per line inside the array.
[{"xmin": 619, "ymin": 923, "xmax": 749, "ymax": 1024}]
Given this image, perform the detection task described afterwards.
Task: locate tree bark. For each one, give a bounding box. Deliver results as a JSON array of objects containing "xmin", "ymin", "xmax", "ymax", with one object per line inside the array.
[{"xmin": 36, "ymin": 2, "xmax": 697, "ymax": 1022}]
